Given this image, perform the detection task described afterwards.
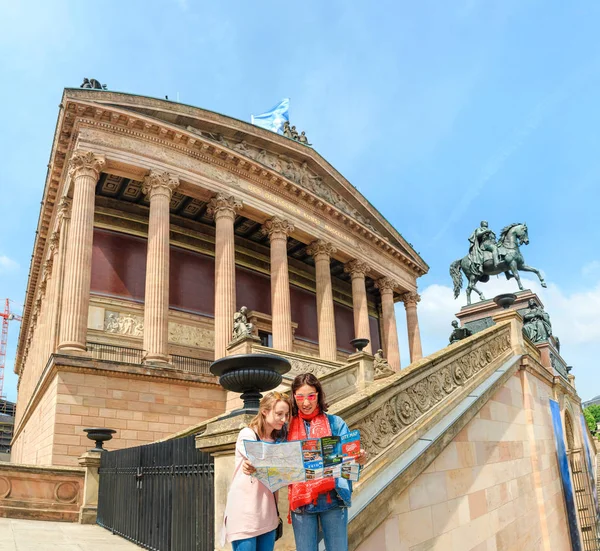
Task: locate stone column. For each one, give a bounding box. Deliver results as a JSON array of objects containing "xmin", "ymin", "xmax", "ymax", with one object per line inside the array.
[
  {"xmin": 58, "ymin": 151, "xmax": 105, "ymax": 352},
  {"xmin": 344, "ymin": 260, "xmax": 372, "ymax": 354},
  {"xmin": 307, "ymin": 240, "xmax": 337, "ymax": 361},
  {"xmin": 208, "ymin": 193, "xmax": 242, "ymax": 359},
  {"xmin": 142, "ymin": 170, "xmax": 179, "ymax": 364},
  {"xmin": 375, "ymin": 277, "xmax": 401, "ymax": 370},
  {"xmin": 262, "ymin": 217, "xmax": 295, "ymax": 351},
  {"xmin": 52, "ymin": 198, "xmax": 71, "ymax": 352},
  {"xmin": 46, "ymin": 231, "xmax": 60, "ymax": 356},
  {"xmin": 401, "ymin": 292, "xmax": 423, "ymax": 362}
]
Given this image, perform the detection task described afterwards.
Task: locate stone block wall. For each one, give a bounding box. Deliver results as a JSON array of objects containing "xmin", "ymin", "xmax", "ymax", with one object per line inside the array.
[{"xmin": 356, "ymin": 369, "xmax": 571, "ymax": 551}]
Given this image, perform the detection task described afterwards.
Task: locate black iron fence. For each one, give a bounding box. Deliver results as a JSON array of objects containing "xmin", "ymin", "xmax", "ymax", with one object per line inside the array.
[
  {"xmin": 88, "ymin": 342, "xmax": 145, "ymax": 364},
  {"xmin": 97, "ymin": 435, "xmax": 214, "ymax": 551},
  {"xmin": 171, "ymin": 355, "xmax": 212, "ymax": 375}
]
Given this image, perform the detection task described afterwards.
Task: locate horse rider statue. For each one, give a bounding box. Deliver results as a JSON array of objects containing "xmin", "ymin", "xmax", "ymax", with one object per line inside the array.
[{"xmin": 468, "ymin": 221, "xmax": 500, "ymax": 276}]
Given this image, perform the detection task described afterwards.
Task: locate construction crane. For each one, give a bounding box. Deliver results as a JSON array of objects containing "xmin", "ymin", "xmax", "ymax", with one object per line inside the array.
[{"xmin": 0, "ymin": 299, "xmax": 22, "ymax": 402}]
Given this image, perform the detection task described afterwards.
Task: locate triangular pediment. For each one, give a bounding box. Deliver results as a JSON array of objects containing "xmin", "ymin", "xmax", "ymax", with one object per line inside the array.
[{"xmin": 71, "ymin": 90, "xmax": 428, "ymax": 272}]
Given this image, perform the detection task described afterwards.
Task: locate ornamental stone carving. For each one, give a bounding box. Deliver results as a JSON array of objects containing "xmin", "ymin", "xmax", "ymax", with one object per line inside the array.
[
  {"xmin": 306, "ymin": 240, "xmax": 337, "ymax": 260},
  {"xmin": 104, "ymin": 311, "xmax": 144, "ymax": 337},
  {"xmin": 400, "ymin": 292, "xmax": 421, "ymax": 307},
  {"xmin": 373, "ymin": 349, "xmax": 395, "ymax": 380},
  {"xmin": 344, "ymin": 259, "xmax": 370, "ymax": 279},
  {"xmin": 261, "ymin": 216, "xmax": 295, "ymax": 241},
  {"xmin": 68, "ymin": 150, "xmax": 106, "ymax": 180},
  {"xmin": 57, "ymin": 196, "xmax": 72, "ymax": 222},
  {"xmin": 289, "ymin": 358, "xmax": 336, "ymax": 378},
  {"xmin": 168, "ymin": 322, "xmax": 215, "ymax": 349},
  {"xmin": 355, "ymin": 330, "xmax": 511, "ymax": 459},
  {"xmin": 48, "ymin": 231, "xmax": 60, "ymax": 255},
  {"xmin": 142, "ymin": 170, "xmax": 180, "ymax": 200},
  {"xmin": 206, "ymin": 192, "xmax": 242, "ymax": 221},
  {"xmin": 375, "ymin": 277, "xmax": 398, "ymax": 294}
]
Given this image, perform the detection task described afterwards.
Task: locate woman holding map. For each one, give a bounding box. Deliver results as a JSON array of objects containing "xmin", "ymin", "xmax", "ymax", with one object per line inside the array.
[
  {"xmin": 286, "ymin": 373, "xmax": 367, "ymax": 551},
  {"xmin": 222, "ymin": 391, "xmax": 292, "ymax": 551}
]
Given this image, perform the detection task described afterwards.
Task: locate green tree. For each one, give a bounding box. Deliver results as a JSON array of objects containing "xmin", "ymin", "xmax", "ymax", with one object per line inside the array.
[
  {"xmin": 586, "ymin": 404, "xmax": 600, "ymax": 424},
  {"xmin": 584, "ymin": 408, "xmax": 596, "ymax": 433}
]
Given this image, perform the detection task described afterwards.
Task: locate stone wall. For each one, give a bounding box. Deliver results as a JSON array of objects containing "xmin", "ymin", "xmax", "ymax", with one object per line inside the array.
[{"xmin": 355, "ymin": 368, "xmax": 571, "ymax": 550}]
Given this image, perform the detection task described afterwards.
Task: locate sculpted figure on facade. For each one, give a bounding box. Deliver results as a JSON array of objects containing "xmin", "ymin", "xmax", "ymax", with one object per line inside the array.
[
  {"xmin": 522, "ymin": 299, "xmax": 552, "ymax": 343},
  {"xmin": 373, "ymin": 349, "xmax": 395, "ymax": 380},
  {"xmin": 105, "ymin": 311, "xmax": 144, "ymax": 337},
  {"xmin": 449, "ymin": 320, "xmax": 472, "ymax": 344},
  {"xmin": 232, "ymin": 306, "xmax": 253, "ymax": 340}
]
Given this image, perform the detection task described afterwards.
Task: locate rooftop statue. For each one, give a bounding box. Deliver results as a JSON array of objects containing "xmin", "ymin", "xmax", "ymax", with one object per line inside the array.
[
  {"xmin": 449, "ymin": 320, "xmax": 472, "ymax": 344},
  {"xmin": 282, "ymin": 121, "xmax": 312, "ymax": 146},
  {"xmin": 522, "ymin": 299, "xmax": 553, "ymax": 343},
  {"xmin": 80, "ymin": 78, "xmax": 107, "ymax": 90},
  {"xmin": 450, "ymin": 222, "xmax": 547, "ymax": 305},
  {"xmin": 232, "ymin": 306, "xmax": 254, "ymax": 340}
]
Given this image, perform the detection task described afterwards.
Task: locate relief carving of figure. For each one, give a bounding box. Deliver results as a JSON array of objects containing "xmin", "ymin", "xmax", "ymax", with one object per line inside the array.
[
  {"xmin": 522, "ymin": 299, "xmax": 552, "ymax": 343},
  {"xmin": 232, "ymin": 306, "xmax": 254, "ymax": 340},
  {"xmin": 105, "ymin": 311, "xmax": 143, "ymax": 337},
  {"xmin": 374, "ymin": 349, "xmax": 395, "ymax": 380}
]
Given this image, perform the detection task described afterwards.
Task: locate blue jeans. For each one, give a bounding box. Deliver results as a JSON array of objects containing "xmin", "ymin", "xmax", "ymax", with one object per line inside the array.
[
  {"xmin": 232, "ymin": 529, "xmax": 276, "ymax": 551},
  {"xmin": 291, "ymin": 507, "xmax": 348, "ymax": 551}
]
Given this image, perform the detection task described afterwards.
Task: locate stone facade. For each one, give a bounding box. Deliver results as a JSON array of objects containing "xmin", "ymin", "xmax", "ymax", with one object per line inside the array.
[{"xmin": 12, "ymin": 88, "xmax": 427, "ymax": 465}]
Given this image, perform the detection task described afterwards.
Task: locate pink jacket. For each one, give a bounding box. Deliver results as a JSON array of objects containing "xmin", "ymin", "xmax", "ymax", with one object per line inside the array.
[{"xmin": 222, "ymin": 427, "xmax": 278, "ymax": 544}]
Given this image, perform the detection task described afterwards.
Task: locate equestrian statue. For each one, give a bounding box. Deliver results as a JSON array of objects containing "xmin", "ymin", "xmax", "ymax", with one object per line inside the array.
[{"xmin": 450, "ymin": 221, "xmax": 547, "ymax": 305}]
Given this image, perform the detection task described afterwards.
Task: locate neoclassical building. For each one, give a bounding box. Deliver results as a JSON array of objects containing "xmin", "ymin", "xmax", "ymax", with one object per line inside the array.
[{"xmin": 11, "ymin": 88, "xmax": 427, "ymax": 466}]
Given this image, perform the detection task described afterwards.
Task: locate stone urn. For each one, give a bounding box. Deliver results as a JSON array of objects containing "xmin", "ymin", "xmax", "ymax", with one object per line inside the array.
[
  {"xmin": 83, "ymin": 428, "xmax": 116, "ymax": 452},
  {"xmin": 493, "ymin": 293, "xmax": 517, "ymax": 310},
  {"xmin": 350, "ymin": 338, "xmax": 370, "ymax": 352},
  {"xmin": 210, "ymin": 353, "xmax": 291, "ymax": 416}
]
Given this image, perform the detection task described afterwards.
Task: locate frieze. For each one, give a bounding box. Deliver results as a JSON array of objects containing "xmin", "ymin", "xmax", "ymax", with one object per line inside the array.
[
  {"xmin": 288, "ymin": 358, "xmax": 337, "ymax": 378},
  {"xmin": 105, "ymin": 311, "xmax": 144, "ymax": 337},
  {"xmin": 168, "ymin": 322, "xmax": 215, "ymax": 349},
  {"xmin": 355, "ymin": 330, "xmax": 511, "ymax": 459}
]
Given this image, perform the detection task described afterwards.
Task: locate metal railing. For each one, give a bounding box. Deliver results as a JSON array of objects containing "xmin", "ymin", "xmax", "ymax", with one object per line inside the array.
[
  {"xmin": 171, "ymin": 355, "xmax": 212, "ymax": 375},
  {"xmin": 88, "ymin": 342, "xmax": 145, "ymax": 364}
]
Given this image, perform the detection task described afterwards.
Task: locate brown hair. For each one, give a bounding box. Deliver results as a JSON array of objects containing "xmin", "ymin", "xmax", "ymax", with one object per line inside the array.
[
  {"xmin": 248, "ymin": 391, "xmax": 292, "ymax": 441},
  {"xmin": 290, "ymin": 373, "xmax": 329, "ymax": 416}
]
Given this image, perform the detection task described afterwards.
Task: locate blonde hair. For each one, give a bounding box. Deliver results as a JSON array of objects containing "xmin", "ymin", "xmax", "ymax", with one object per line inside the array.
[{"xmin": 248, "ymin": 391, "xmax": 292, "ymax": 441}]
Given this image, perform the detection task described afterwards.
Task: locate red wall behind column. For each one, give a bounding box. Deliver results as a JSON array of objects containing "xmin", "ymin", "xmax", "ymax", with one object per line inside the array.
[{"xmin": 91, "ymin": 229, "xmax": 381, "ymax": 350}]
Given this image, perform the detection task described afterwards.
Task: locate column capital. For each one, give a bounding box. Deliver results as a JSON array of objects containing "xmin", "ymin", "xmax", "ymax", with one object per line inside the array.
[
  {"xmin": 142, "ymin": 170, "xmax": 180, "ymax": 201},
  {"xmin": 207, "ymin": 192, "xmax": 243, "ymax": 221},
  {"xmin": 58, "ymin": 196, "xmax": 72, "ymax": 221},
  {"xmin": 306, "ymin": 240, "xmax": 337, "ymax": 261},
  {"xmin": 344, "ymin": 259, "xmax": 371, "ymax": 279},
  {"xmin": 261, "ymin": 216, "xmax": 295, "ymax": 241},
  {"xmin": 375, "ymin": 277, "xmax": 399, "ymax": 294},
  {"xmin": 68, "ymin": 150, "xmax": 106, "ymax": 180},
  {"xmin": 400, "ymin": 291, "xmax": 421, "ymax": 307}
]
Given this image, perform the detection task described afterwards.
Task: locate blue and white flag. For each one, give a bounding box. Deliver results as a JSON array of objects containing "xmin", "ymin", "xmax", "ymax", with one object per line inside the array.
[{"xmin": 251, "ymin": 98, "xmax": 290, "ymax": 134}]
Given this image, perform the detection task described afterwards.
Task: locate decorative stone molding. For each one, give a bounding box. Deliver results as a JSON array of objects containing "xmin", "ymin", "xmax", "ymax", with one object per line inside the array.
[
  {"xmin": 289, "ymin": 358, "xmax": 337, "ymax": 378},
  {"xmin": 260, "ymin": 216, "xmax": 295, "ymax": 241},
  {"xmin": 104, "ymin": 311, "xmax": 144, "ymax": 337},
  {"xmin": 142, "ymin": 170, "xmax": 180, "ymax": 200},
  {"xmin": 68, "ymin": 150, "xmax": 106, "ymax": 180},
  {"xmin": 168, "ymin": 322, "xmax": 215, "ymax": 349},
  {"xmin": 344, "ymin": 259, "xmax": 371, "ymax": 279},
  {"xmin": 354, "ymin": 330, "xmax": 511, "ymax": 459},
  {"xmin": 57, "ymin": 196, "xmax": 72, "ymax": 222},
  {"xmin": 375, "ymin": 277, "xmax": 398, "ymax": 294},
  {"xmin": 206, "ymin": 192, "xmax": 242, "ymax": 221},
  {"xmin": 400, "ymin": 292, "xmax": 421, "ymax": 307},
  {"xmin": 48, "ymin": 231, "xmax": 60, "ymax": 255},
  {"xmin": 306, "ymin": 240, "xmax": 337, "ymax": 261}
]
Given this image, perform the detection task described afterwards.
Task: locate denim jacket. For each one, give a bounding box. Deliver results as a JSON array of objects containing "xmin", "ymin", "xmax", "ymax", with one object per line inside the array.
[{"xmin": 297, "ymin": 414, "xmax": 353, "ymax": 512}]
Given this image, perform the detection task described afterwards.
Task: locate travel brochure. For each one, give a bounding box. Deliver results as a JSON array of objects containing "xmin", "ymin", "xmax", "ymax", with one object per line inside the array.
[{"xmin": 243, "ymin": 430, "xmax": 361, "ymax": 492}]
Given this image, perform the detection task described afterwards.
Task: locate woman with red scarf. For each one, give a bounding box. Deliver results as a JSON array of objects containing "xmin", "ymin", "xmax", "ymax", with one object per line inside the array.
[{"xmin": 287, "ymin": 373, "xmax": 367, "ymax": 551}]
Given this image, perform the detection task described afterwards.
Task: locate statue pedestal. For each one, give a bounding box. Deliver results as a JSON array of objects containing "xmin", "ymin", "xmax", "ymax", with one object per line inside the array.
[{"xmin": 456, "ymin": 289, "xmax": 541, "ymax": 334}]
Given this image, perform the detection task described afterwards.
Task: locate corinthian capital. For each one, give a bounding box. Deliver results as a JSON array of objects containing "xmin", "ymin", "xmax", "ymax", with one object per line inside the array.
[
  {"xmin": 306, "ymin": 240, "xmax": 337, "ymax": 261},
  {"xmin": 261, "ymin": 216, "xmax": 295, "ymax": 241},
  {"xmin": 68, "ymin": 150, "xmax": 106, "ymax": 180},
  {"xmin": 142, "ymin": 170, "xmax": 180, "ymax": 200},
  {"xmin": 344, "ymin": 259, "xmax": 371, "ymax": 279},
  {"xmin": 206, "ymin": 193, "xmax": 242, "ymax": 221},
  {"xmin": 375, "ymin": 277, "xmax": 398, "ymax": 294},
  {"xmin": 400, "ymin": 292, "xmax": 421, "ymax": 307}
]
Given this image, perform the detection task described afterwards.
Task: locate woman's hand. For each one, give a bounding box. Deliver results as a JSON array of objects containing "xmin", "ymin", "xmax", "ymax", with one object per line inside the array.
[
  {"xmin": 356, "ymin": 448, "xmax": 368, "ymax": 466},
  {"xmin": 242, "ymin": 459, "xmax": 256, "ymax": 476}
]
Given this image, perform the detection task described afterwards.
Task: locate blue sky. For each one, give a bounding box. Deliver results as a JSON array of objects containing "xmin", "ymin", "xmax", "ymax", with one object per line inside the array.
[{"xmin": 1, "ymin": 1, "xmax": 599, "ymax": 402}]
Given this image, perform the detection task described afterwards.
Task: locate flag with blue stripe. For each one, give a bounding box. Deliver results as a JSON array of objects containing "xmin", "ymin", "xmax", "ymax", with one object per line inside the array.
[{"xmin": 251, "ymin": 98, "xmax": 290, "ymax": 134}]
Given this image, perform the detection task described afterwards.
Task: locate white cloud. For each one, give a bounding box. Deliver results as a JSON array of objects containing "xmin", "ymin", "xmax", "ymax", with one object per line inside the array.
[
  {"xmin": 0, "ymin": 255, "xmax": 18, "ymax": 274},
  {"xmin": 410, "ymin": 274, "xmax": 600, "ymax": 401},
  {"xmin": 582, "ymin": 260, "xmax": 600, "ymax": 279}
]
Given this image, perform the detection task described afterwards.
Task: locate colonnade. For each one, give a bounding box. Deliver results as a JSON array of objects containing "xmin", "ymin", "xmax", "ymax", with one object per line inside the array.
[{"xmin": 56, "ymin": 150, "xmax": 423, "ymax": 369}]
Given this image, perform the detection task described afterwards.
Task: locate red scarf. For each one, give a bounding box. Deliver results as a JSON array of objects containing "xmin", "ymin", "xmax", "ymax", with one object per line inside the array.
[{"xmin": 287, "ymin": 410, "xmax": 335, "ymax": 517}]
